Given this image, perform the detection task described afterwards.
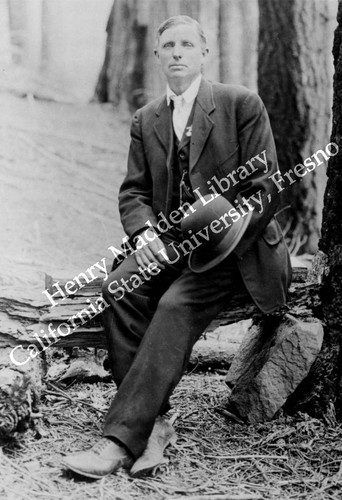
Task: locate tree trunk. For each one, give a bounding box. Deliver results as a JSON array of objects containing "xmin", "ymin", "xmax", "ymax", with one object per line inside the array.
[
  {"xmin": 219, "ymin": 0, "xmax": 258, "ymax": 91},
  {"xmin": 8, "ymin": 0, "xmax": 27, "ymax": 65},
  {"xmin": 258, "ymin": 0, "xmax": 334, "ymax": 254},
  {"xmin": 24, "ymin": 0, "xmax": 43, "ymax": 72},
  {"xmin": 95, "ymin": 0, "xmax": 138, "ymax": 110},
  {"xmin": 0, "ymin": 0, "xmax": 12, "ymax": 67},
  {"xmin": 285, "ymin": 1, "xmax": 342, "ymax": 422}
]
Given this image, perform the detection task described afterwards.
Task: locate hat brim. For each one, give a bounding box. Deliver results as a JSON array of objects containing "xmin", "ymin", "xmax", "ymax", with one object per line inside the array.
[{"xmin": 188, "ymin": 210, "xmax": 253, "ymax": 273}]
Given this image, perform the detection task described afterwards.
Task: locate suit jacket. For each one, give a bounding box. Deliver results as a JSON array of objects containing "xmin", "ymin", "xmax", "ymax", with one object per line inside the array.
[{"xmin": 118, "ymin": 78, "xmax": 292, "ymax": 314}]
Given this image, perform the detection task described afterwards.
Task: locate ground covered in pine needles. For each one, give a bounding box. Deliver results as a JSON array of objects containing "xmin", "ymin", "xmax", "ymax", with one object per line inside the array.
[{"xmin": 1, "ymin": 373, "xmax": 342, "ymax": 500}]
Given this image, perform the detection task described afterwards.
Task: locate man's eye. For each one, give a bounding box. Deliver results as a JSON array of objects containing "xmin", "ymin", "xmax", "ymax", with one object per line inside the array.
[
  {"xmin": 163, "ymin": 42, "xmax": 173, "ymax": 48},
  {"xmin": 184, "ymin": 42, "xmax": 193, "ymax": 47}
]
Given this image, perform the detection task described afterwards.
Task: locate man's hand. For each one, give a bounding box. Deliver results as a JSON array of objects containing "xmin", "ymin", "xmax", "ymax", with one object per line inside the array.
[{"xmin": 134, "ymin": 229, "xmax": 169, "ymax": 269}]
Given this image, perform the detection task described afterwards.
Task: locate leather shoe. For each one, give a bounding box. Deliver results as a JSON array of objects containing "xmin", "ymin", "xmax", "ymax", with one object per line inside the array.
[
  {"xmin": 130, "ymin": 416, "xmax": 177, "ymax": 477},
  {"xmin": 62, "ymin": 437, "xmax": 133, "ymax": 479}
]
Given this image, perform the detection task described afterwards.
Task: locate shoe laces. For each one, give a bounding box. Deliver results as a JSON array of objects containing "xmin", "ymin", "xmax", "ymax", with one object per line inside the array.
[{"xmin": 92, "ymin": 438, "xmax": 112, "ymax": 455}]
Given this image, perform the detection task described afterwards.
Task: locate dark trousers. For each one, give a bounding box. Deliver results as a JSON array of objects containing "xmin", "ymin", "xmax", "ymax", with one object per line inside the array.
[{"xmin": 101, "ymin": 234, "xmax": 247, "ymax": 459}]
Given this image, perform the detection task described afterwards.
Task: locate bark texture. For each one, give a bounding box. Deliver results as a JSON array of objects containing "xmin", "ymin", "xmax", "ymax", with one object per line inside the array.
[
  {"xmin": 219, "ymin": 0, "xmax": 258, "ymax": 90},
  {"xmin": 317, "ymin": 1, "xmax": 342, "ymax": 419},
  {"xmin": 285, "ymin": 1, "xmax": 342, "ymax": 421},
  {"xmin": 258, "ymin": 0, "xmax": 333, "ymax": 253}
]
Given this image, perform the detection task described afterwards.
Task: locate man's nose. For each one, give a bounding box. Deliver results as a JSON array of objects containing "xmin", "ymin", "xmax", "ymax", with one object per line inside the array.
[{"xmin": 172, "ymin": 44, "xmax": 183, "ymax": 59}]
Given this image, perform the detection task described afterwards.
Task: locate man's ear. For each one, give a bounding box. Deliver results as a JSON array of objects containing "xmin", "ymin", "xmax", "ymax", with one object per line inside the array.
[
  {"xmin": 201, "ymin": 48, "xmax": 209, "ymax": 71},
  {"xmin": 154, "ymin": 49, "xmax": 162, "ymax": 67}
]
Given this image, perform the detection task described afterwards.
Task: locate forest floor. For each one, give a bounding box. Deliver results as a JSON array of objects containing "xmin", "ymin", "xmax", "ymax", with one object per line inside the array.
[
  {"xmin": 1, "ymin": 91, "xmax": 342, "ymax": 500},
  {"xmin": 2, "ymin": 375, "xmax": 342, "ymax": 500}
]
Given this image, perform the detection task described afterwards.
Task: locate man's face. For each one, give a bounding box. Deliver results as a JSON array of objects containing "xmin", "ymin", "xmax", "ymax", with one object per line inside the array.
[{"xmin": 155, "ymin": 23, "xmax": 207, "ymax": 89}]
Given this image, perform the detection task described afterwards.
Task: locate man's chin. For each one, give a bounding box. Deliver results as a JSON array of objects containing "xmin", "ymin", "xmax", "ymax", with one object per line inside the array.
[{"xmin": 167, "ymin": 70, "xmax": 190, "ymax": 80}]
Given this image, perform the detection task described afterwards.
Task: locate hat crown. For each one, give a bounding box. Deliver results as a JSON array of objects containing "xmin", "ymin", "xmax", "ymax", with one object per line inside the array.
[
  {"xmin": 180, "ymin": 194, "xmax": 252, "ymax": 272},
  {"xmin": 181, "ymin": 195, "xmax": 237, "ymax": 242}
]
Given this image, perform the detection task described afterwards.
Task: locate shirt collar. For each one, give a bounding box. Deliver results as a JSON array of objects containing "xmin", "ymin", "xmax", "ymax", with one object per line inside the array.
[{"xmin": 166, "ymin": 74, "xmax": 202, "ymax": 106}]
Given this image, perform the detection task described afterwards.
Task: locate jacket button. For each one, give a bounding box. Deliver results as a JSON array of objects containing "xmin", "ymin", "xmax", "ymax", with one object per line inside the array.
[{"xmin": 179, "ymin": 152, "xmax": 185, "ymax": 160}]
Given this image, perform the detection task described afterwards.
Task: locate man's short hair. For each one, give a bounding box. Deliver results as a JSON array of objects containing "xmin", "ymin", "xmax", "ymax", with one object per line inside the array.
[{"xmin": 156, "ymin": 15, "xmax": 207, "ymax": 49}]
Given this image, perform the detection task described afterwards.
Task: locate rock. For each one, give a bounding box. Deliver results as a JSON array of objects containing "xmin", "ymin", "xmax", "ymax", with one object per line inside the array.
[
  {"xmin": 225, "ymin": 320, "xmax": 272, "ymax": 388},
  {"xmin": 226, "ymin": 314, "xmax": 324, "ymax": 423}
]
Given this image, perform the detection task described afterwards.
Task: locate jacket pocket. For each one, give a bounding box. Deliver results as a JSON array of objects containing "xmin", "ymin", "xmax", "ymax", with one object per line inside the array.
[
  {"xmin": 262, "ymin": 218, "xmax": 283, "ymax": 246},
  {"xmin": 216, "ymin": 144, "xmax": 240, "ymax": 174}
]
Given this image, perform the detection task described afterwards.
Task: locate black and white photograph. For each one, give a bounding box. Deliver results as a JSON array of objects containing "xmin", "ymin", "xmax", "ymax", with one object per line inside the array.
[{"xmin": 1, "ymin": 1, "xmax": 342, "ymax": 499}]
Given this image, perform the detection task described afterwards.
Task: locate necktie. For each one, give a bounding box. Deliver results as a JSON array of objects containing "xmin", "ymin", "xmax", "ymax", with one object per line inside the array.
[{"xmin": 171, "ymin": 95, "xmax": 185, "ymax": 141}]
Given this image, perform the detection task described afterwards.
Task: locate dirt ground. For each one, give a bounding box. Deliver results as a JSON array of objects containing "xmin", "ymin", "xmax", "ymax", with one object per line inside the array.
[
  {"xmin": 0, "ymin": 91, "xmax": 129, "ymax": 294},
  {"xmin": 1, "ymin": 92, "xmax": 342, "ymax": 500}
]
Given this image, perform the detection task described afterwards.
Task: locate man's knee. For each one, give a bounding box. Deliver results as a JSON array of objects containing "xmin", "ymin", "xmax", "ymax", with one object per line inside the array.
[
  {"xmin": 157, "ymin": 288, "xmax": 182, "ymax": 312},
  {"xmin": 102, "ymin": 275, "xmax": 112, "ymax": 300},
  {"xmin": 102, "ymin": 255, "xmax": 137, "ymax": 300},
  {"xmin": 102, "ymin": 270, "xmax": 124, "ymax": 302}
]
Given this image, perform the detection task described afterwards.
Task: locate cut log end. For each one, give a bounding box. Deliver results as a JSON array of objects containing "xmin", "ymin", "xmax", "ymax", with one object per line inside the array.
[{"xmin": 0, "ymin": 368, "xmax": 39, "ymax": 438}]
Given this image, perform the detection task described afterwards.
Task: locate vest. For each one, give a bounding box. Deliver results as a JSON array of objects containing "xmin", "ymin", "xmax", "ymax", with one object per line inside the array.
[
  {"xmin": 173, "ymin": 105, "xmax": 196, "ymax": 200},
  {"xmin": 167, "ymin": 102, "xmax": 196, "ymax": 239}
]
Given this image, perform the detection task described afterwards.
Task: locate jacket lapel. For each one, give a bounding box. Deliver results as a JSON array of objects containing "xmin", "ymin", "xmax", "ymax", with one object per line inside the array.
[
  {"xmin": 189, "ymin": 79, "xmax": 215, "ymax": 172},
  {"xmin": 153, "ymin": 98, "xmax": 172, "ymax": 154},
  {"xmin": 153, "ymin": 98, "xmax": 175, "ymax": 214}
]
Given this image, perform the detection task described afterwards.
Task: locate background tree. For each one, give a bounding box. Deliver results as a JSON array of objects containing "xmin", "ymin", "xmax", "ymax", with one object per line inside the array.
[
  {"xmin": 258, "ymin": 0, "xmax": 334, "ymax": 254},
  {"xmin": 0, "ymin": 0, "xmax": 12, "ymax": 67},
  {"xmin": 219, "ymin": 0, "xmax": 258, "ymax": 90}
]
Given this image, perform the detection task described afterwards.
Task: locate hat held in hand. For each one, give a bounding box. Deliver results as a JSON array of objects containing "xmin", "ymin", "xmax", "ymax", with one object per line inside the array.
[{"xmin": 180, "ymin": 194, "xmax": 252, "ymax": 273}]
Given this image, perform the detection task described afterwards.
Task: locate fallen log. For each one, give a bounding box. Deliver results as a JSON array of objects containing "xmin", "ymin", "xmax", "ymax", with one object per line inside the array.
[
  {"xmin": 0, "ymin": 354, "xmax": 42, "ymax": 438},
  {"xmin": 42, "ymin": 265, "xmax": 315, "ymax": 344},
  {"xmin": 1, "ymin": 266, "xmax": 317, "ymax": 362}
]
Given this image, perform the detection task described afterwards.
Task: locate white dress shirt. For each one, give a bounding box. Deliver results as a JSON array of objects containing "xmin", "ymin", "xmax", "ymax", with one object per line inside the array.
[{"xmin": 166, "ymin": 74, "xmax": 202, "ymax": 141}]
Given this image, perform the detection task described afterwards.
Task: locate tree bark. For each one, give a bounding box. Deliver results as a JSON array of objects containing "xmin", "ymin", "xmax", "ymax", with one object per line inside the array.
[
  {"xmin": 0, "ymin": 0, "xmax": 12, "ymax": 67},
  {"xmin": 285, "ymin": 1, "xmax": 342, "ymax": 421},
  {"xmin": 24, "ymin": 0, "xmax": 43, "ymax": 71},
  {"xmin": 219, "ymin": 0, "xmax": 258, "ymax": 91},
  {"xmin": 258, "ymin": 0, "xmax": 333, "ymax": 254},
  {"xmin": 95, "ymin": 0, "xmax": 135, "ymax": 108}
]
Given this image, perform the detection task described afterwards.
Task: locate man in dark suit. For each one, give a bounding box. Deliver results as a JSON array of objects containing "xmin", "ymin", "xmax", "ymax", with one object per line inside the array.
[{"xmin": 63, "ymin": 15, "xmax": 291, "ymax": 479}]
